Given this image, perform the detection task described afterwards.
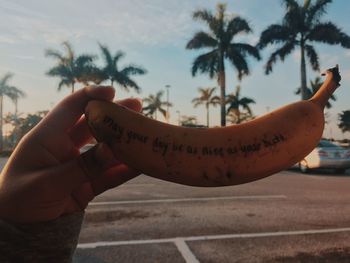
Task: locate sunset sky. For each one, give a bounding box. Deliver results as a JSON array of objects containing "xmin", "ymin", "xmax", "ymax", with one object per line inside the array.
[{"xmin": 0, "ymin": 0, "xmax": 349, "ymax": 139}]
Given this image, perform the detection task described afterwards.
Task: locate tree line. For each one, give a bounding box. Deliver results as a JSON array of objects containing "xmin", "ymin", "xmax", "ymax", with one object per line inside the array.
[{"xmin": 1, "ymin": 0, "xmax": 350, "ymax": 151}]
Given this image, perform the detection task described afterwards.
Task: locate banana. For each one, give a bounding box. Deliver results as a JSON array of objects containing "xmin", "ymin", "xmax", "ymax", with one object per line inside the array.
[{"xmin": 85, "ymin": 66, "xmax": 341, "ymax": 187}]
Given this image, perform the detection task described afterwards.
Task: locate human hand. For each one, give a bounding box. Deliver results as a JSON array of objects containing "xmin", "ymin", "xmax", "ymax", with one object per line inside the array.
[{"xmin": 0, "ymin": 86, "xmax": 142, "ymax": 223}]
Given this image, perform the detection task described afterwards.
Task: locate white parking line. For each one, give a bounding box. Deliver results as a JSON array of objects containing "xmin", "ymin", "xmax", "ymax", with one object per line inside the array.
[
  {"xmin": 78, "ymin": 227, "xmax": 350, "ymax": 249},
  {"xmin": 174, "ymin": 238, "xmax": 200, "ymax": 263},
  {"xmin": 88, "ymin": 195, "xmax": 287, "ymax": 206},
  {"xmin": 184, "ymin": 227, "xmax": 350, "ymax": 241}
]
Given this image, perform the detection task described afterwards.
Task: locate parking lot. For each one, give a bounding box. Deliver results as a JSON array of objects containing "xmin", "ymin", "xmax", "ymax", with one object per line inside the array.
[
  {"xmin": 1, "ymin": 157, "xmax": 349, "ymax": 262},
  {"xmin": 72, "ymin": 168, "xmax": 350, "ymax": 263}
]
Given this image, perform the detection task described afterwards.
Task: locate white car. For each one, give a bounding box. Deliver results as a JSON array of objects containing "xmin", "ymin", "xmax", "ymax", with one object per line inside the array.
[{"xmin": 298, "ymin": 139, "xmax": 350, "ymax": 174}]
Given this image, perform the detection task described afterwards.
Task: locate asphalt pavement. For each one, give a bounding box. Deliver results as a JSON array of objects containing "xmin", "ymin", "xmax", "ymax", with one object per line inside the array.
[
  {"xmin": 74, "ymin": 169, "xmax": 350, "ymax": 263},
  {"xmin": 1, "ymin": 158, "xmax": 349, "ymax": 262}
]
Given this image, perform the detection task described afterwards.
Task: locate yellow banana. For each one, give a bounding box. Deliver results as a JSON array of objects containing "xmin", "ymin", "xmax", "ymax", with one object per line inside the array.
[{"xmin": 85, "ymin": 66, "xmax": 341, "ymax": 187}]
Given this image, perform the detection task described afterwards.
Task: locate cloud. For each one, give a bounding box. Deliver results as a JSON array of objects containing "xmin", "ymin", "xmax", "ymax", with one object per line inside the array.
[
  {"xmin": 0, "ymin": 0, "xmax": 49, "ymax": 19},
  {"xmin": 93, "ymin": 1, "xmax": 195, "ymax": 47},
  {"xmin": 0, "ymin": 1, "xmax": 87, "ymax": 45},
  {"xmin": 0, "ymin": 0, "xmax": 198, "ymax": 49},
  {"xmin": 0, "ymin": 35, "xmax": 16, "ymax": 44},
  {"xmin": 12, "ymin": 55, "xmax": 36, "ymax": 60},
  {"xmin": 319, "ymin": 53, "xmax": 339, "ymax": 69},
  {"xmin": 342, "ymin": 68, "xmax": 350, "ymax": 81}
]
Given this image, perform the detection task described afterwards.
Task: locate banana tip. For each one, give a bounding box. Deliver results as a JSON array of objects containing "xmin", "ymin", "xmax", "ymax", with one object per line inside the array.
[{"xmin": 321, "ymin": 65, "xmax": 341, "ymax": 87}]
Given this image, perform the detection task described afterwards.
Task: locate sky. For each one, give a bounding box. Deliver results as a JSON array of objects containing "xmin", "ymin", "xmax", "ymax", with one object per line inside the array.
[{"xmin": 0, "ymin": 0, "xmax": 350, "ymax": 139}]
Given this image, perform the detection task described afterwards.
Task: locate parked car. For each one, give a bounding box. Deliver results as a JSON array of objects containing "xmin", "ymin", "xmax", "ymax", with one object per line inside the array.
[{"xmin": 298, "ymin": 139, "xmax": 350, "ymax": 174}]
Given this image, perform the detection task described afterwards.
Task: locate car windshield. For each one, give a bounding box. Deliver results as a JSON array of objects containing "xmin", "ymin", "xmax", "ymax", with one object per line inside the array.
[{"xmin": 318, "ymin": 140, "xmax": 340, "ymax": 148}]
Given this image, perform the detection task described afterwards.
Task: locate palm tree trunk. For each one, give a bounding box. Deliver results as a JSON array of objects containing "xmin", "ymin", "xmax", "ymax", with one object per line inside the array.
[
  {"xmin": 13, "ymin": 98, "xmax": 18, "ymax": 148},
  {"xmin": 218, "ymin": 53, "xmax": 226, "ymax": 126},
  {"xmin": 0, "ymin": 95, "xmax": 3, "ymax": 151},
  {"xmin": 111, "ymin": 80, "xmax": 114, "ymax": 87},
  {"xmin": 300, "ymin": 44, "xmax": 308, "ymax": 100},
  {"xmin": 14, "ymin": 98, "xmax": 18, "ymax": 117},
  {"xmin": 71, "ymin": 82, "xmax": 75, "ymax": 93},
  {"xmin": 206, "ymin": 104, "xmax": 209, "ymax": 127},
  {"xmin": 237, "ymin": 110, "xmax": 241, "ymax": 124}
]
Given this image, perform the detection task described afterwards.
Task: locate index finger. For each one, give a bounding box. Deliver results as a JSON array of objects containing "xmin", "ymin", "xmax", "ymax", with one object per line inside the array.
[{"xmin": 36, "ymin": 86, "xmax": 115, "ymax": 134}]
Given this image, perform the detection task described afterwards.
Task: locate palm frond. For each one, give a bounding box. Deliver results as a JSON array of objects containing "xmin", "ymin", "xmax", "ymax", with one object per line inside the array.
[
  {"xmin": 99, "ymin": 43, "xmax": 114, "ymax": 68},
  {"xmin": 264, "ymin": 41, "xmax": 296, "ymax": 74},
  {"xmin": 229, "ymin": 43, "xmax": 261, "ymax": 60},
  {"xmin": 118, "ymin": 77, "xmax": 142, "ymax": 93},
  {"xmin": 191, "ymin": 49, "xmax": 219, "ymax": 78},
  {"xmin": 308, "ymin": 22, "xmax": 350, "ymax": 48},
  {"xmin": 7, "ymin": 86, "xmax": 26, "ymax": 101},
  {"xmin": 155, "ymin": 90, "xmax": 164, "ymax": 99},
  {"xmin": 338, "ymin": 110, "xmax": 350, "ymax": 133},
  {"xmin": 75, "ymin": 54, "xmax": 95, "ymax": 66},
  {"xmin": 193, "ymin": 9, "xmax": 220, "ymax": 36},
  {"xmin": 307, "ymin": 0, "xmax": 332, "ymax": 25},
  {"xmin": 282, "ymin": 1, "xmax": 305, "ymax": 32},
  {"xmin": 241, "ymin": 106, "xmax": 253, "ymax": 116},
  {"xmin": 210, "ymin": 95, "xmax": 220, "ymax": 105},
  {"xmin": 305, "ymin": 44, "xmax": 319, "ymax": 71},
  {"xmin": 46, "ymin": 64, "xmax": 71, "ymax": 78},
  {"xmin": 113, "ymin": 51, "xmax": 125, "ymax": 66},
  {"xmin": 120, "ymin": 65, "xmax": 147, "ymax": 76},
  {"xmin": 58, "ymin": 78, "xmax": 72, "ymax": 91},
  {"xmin": 158, "ymin": 108, "xmax": 167, "ymax": 118},
  {"xmin": 62, "ymin": 41, "xmax": 74, "ymax": 61},
  {"xmin": 281, "ymin": 0, "xmax": 299, "ymax": 10},
  {"xmin": 240, "ymin": 97, "xmax": 256, "ymax": 105},
  {"xmin": 84, "ymin": 67, "xmax": 107, "ymax": 84},
  {"xmin": 186, "ymin": 31, "xmax": 218, "ymax": 49},
  {"xmin": 191, "ymin": 98, "xmax": 202, "ymax": 107},
  {"xmin": 295, "ymin": 85, "xmax": 313, "ymax": 99},
  {"xmin": 257, "ymin": 24, "xmax": 294, "ymax": 49},
  {"xmin": 44, "ymin": 49, "xmax": 65, "ymax": 62},
  {"xmin": 192, "ymin": 87, "xmax": 217, "ymax": 108},
  {"xmin": 226, "ymin": 17, "xmax": 252, "ymax": 40},
  {"xmin": 142, "ymin": 91, "xmax": 169, "ymax": 119},
  {"xmin": 0, "ymin": 73, "xmax": 13, "ymax": 86},
  {"xmin": 207, "ymin": 86, "xmax": 217, "ymax": 97},
  {"xmin": 226, "ymin": 48, "xmax": 249, "ymax": 80}
]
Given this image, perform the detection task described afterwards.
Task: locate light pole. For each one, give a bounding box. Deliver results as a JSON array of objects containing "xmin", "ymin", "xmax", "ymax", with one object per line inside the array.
[{"xmin": 165, "ymin": 85, "xmax": 171, "ymax": 123}]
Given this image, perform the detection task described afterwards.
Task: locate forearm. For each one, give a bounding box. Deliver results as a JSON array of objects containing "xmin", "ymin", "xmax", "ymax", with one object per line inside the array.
[{"xmin": 0, "ymin": 211, "xmax": 84, "ymax": 263}]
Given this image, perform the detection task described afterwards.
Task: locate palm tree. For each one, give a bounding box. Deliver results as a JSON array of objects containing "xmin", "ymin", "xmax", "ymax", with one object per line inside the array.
[
  {"xmin": 45, "ymin": 41, "xmax": 96, "ymax": 93},
  {"xmin": 6, "ymin": 111, "xmax": 47, "ymax": 144},
  {"xmin": 0, "ymin": 73, "xmax": 22, "ymax": 150},
  {"xmin": 339, "ymin": 110, "xmax": 350, "ymax": 134},
  {"xmin": 226, "ymin": 85, "xmax": 255, "ymax": 124},
  {"xmin": 186, "ymin": 3, "xmax": 260, "ymax": 126},
  {"xmin": 97, "ymin": 44, "xmax": 147, "ymax": 92},
  {"xmin": 295, "ymin": 76, "xmax": 336, "ymax": 108},
  {"xmin": 257, "ymin": 0, "xmax": 350, "ymax": 100},
  {"xmin": 7, "ymin": 87, "xmax": 26, "ymax": 117},
  {"xmin": 192, "ymin": 87, "xmax": 220, "ymax": 127},
  {"xmin": 7, "ymin": 86, "xmax": 26, "ymax": 147},
  {"xmin": 142, "ymin": 91, "xmax": 172, "ymax": 120}
]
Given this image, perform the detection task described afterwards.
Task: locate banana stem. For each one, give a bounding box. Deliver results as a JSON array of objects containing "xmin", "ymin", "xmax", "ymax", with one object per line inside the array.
[{"xmin": 310, "ymin": 65, "xmax": 341, "ymax": 109}]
